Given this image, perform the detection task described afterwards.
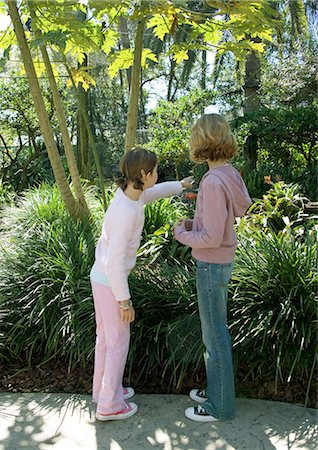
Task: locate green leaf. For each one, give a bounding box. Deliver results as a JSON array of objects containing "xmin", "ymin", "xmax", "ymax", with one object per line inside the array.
[
  {"xmin": 203, "ymin": 27, "xmax": 222, "ymax": 46},
  {"xmin": 0, "ymin": 29, "xmax": 16, "ymax": 49},
  {"xmin": 173, "ymin": 49, "xmax": 188, "ymax": 64},
  {"xmin": 0, "ymin": 45, "xmax": 10, "ymax": 72},
  {"xmin": 108, "ymin": 48, "xmax": 133, "ymax": 78},
  {"xmin": 147, "ymin": 13, "xmax": 175, "ymax": 41},
  {"xmin": 141, "ymin": 48, "xmax": 158, "ymax": 66},
  {"xmin": 101, "ymin": 29, "xmax": 119, "ymax": 55}
]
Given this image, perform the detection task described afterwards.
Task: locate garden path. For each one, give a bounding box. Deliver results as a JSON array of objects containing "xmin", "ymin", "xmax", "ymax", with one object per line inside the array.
[{"xmin": 0, "ymin": 393, "xmax": 317, "ymax": 449}]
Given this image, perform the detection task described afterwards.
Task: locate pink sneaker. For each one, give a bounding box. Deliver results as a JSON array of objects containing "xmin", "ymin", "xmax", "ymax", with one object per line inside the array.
[
  {"xmin": 123, "ymin": 387, "xmax": 135, "ymax": 400},
  {"xmin": 96, "ymin": 402, "xmax": 138, "ymax": 421}
]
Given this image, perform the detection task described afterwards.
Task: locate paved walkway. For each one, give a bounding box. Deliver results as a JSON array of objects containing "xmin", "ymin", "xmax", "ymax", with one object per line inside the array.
[{"xmin": 0, "ymin": 393, "xmax": 317, "ymax": 450}]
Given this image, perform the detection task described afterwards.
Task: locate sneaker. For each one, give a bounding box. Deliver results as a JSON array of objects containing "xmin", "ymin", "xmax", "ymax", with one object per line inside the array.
[
  {"xmin": 123, "ymin": 387, "xmax": 135, "ymax": 400},
  {"xmin": 185, "ymin": 405, "xmax": 218, "ymax": 422},
  {"xmin": 96, "ymin": 402, "xmax": 138, "ymax": 421},
  {"xmin": 189, "ymin": 388, "xmax": 207, "ymax": 403}
]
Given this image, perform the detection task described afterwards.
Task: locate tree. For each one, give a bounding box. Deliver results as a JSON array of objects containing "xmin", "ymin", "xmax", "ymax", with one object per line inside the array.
[
  {"xmin": 2, "ymin": 0, "xmax": 277, "ymax": 203},
  {"xmin": 125, "ymin": 13, "xmax": 146, "ymax": 150},
  {"xmin": 6, "ymin": 0, "xmax": 83, "ymax": 219},
  {"xmin": 28, "ymin": 1, "xmax": 89, "ymax": 216}
]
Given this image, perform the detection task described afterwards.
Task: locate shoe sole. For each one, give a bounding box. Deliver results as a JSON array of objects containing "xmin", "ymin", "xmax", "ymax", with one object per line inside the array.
[
  {"xmin": 96, "ymin": 404, "xmax": 138, "ymax": 421},
  {"xmin": 189, "ymin": 390, "xmax": 207, "ymax": 403},
  {"xmin": 185, "ymin": 408, "xmax": 218, "ymax": 423},
  {"xmin": 123, "ymin": 389, "xmax": 135, "ymax": 400}
]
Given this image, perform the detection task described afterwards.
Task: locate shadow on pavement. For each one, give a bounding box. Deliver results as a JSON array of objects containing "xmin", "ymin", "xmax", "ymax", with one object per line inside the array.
[{"xmin": 0, "ymin": 393, "xmax": 317, "ymax": 449}]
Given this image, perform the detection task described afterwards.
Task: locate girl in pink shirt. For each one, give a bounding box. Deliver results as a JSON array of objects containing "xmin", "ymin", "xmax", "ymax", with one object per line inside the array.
[
  {"xmin": 174, "ymin": 114, "xmax": 252, "ymax": 422},
  {"xmin": 91, "ymin": 147, "xmax": 193, "ymax": 421}
]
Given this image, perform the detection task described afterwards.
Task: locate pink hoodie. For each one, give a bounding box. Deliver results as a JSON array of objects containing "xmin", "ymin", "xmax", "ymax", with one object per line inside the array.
[{"xmin": 174, "ymin": 164, "xmax": 252, "ymax": 264}]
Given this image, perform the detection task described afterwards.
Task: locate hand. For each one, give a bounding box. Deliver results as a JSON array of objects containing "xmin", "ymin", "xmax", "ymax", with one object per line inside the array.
[
  {"xmin": 181, "ymin": 176, "xmax": 195, "ymax": 190},
  {"xmin": 184, "ymin": 219, "xmax": 193, "ymax": 231},
  {"xmin": 172, "ymin": 218, "xmax": 185, "ymax": 235},
  {"xmin": 119, "ymin": 301, "xmax": 135, "ymax": 323}
]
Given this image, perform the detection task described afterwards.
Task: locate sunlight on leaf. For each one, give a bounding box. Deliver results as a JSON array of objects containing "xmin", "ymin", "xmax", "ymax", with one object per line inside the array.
[
  {"xmin": 173, "ymin": 49, "xmax": 188, "ymax": 64},
  {"xmin": 101, "ymin": 28, "xmax": 118, "ymax": 55},
  {"xmin": 108, "ymin": 48, "xmax": 133, "ymax": 78}
]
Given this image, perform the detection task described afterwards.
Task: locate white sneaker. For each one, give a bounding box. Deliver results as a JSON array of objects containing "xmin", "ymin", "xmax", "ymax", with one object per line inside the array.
[
  {"xmin": 189, "ymin": 388, "xmax": 207, "ymax": 403},
  {"xmin": 96, "ymin": 402, "xmax": 138, "ymax": 421},
  {"xmin": 185, "ymin": 405, "xmax": 219, "ymax": 422},
  {"xmin": 123, "ymin": 387, "xmax": 135, "ymax": 400}
]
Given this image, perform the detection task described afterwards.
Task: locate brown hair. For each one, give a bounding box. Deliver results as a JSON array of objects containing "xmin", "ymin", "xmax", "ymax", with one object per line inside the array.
[
  {"xmin": 116, "ymin": 147, "xmax": 158, "ymax": 190},
  {"xmin": 189, "ymin": 113, "xmax": 237, "ymax": 163}
]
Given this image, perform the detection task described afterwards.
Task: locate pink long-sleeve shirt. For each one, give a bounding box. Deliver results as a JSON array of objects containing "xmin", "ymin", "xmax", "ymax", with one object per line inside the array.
[
  {"xmin": 174, "ymin": 164, "xmax": 252, "ymax": 264},
  {"xmin": 92, "ymin": 181, "xmax": 183, "ymax": 301}
]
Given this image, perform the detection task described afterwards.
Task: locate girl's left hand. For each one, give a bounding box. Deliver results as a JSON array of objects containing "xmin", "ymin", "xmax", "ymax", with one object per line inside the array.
[
  {"xmin": 172, "ymin": 218, "xmax": 185, "ymax": 235},
  {"xmin": 120, "ymin": 306, "xmax": 135, "ymax": 323}
]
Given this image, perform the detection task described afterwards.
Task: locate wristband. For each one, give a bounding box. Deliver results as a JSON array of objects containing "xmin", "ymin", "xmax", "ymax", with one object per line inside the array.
[{"xmin": 119, "ymin": 299, "xmax": 133, "ymax": 310}]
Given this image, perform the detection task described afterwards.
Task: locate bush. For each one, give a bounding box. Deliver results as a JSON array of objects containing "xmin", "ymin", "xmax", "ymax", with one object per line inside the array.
[
  {"xmin": 237, "ymin": 181, "xmax": 314, "ymax": 235},
  {"xmin": 0, "ymin": 184, "xmax": 98, "ymax": 366},
  {"xmin": 129, "ymin": 262, "xmax": 201, "ymax": 389},
  {"xmin": 230, "ymin": 230, "xmax": 317, "ymax": 405},
  {"xmin": 0, "ymin": 182, "xmax": 316, "ymax": 405}
]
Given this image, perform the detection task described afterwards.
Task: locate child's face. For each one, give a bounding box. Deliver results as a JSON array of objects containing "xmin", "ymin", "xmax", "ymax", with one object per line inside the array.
[{"xmin": 144, "ymin": 164, "xmax": 158, "ymax": 189}]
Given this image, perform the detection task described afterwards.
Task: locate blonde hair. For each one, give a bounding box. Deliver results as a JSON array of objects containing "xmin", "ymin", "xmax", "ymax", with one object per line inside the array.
[
  {"xmin": 189, "ymin": 113, "xmax": 237, "ymax": 163},
  {"xmin": 116, "ymin": 147, "xmax": 157, "ymax": 190}
]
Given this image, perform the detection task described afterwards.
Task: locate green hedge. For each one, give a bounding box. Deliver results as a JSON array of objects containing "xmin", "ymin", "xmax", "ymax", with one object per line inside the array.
[{"xmin": 0, "ymin": 182, "xmax": 316, "ymax": 405}]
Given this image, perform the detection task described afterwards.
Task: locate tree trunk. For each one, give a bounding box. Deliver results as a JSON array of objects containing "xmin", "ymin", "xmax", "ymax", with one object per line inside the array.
[
  {"xmin": 289, "ymin": 0, "xmax": 309, "ymax": 38},
  {"xmin": 243, "ymin": 45, "xmax": 261, "ymax": 170},
  {"xmin": 77, "ymin": 55, "xmax": 90, "ymax": 178},
  {"xmin": 118, "ymin": 16, "xmax": 132, "ymax": 90},
  {"xmin": 167, "ymin": 57, "xmax": 176, "ymax": 101},
  {"xmin": 125, "ymin": 16, "xmax": 146, "ymax": 151},
  {"xmin": 59, "ymin": 52, "xmax": 107, "ymax": 209},
  {"xmin": 201, "ymin": 49, "xmax": 207, "ymax": 90},
  {"xmin": 28, "ymin": 1, "xmax": 89, "ymax": 217},
  {"xmin": 6, "ymin": 0, "xmax": 80, "ymax": 219}
]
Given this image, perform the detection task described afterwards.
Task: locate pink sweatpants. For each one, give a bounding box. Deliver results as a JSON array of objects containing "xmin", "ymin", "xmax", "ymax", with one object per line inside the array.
[{"xmin": 91, "ymin": 281, "xmax": 130, "ymax": 414}]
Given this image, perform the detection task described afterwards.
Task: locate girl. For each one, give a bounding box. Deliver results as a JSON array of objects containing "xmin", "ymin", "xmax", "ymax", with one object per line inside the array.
[
  {"xmin": 91, "ymin": 147, "xmax": 193, "ymax": 421},
  {"xmin": 174, "ymin": 114, "xmax": 252, "ymax": 422}
]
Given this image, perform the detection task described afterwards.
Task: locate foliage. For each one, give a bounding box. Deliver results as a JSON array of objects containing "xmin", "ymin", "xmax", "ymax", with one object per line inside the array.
[
  {"xmin": 234, "ymin": 104, "xmax": 318, "ymax": 201},
  {"xmin": 237, "ymin": 181, "xmax": 314, "ymax": 234},
  {"xmin": 0, "ymin": 178, "xmax": 14, "ymax": 208},
  {"xmin": 260, "ymin": 40, "xmax": 317, "ymax": 107},
  {"xmin": 0, "ymin": 184, "xmax": 100, "ymax": 366},
  {"xmin": 0, "ymin": 75, "xmax": 63, "ymax": 192},
  {"xmin": 143, "ymin": 196, "xmax": 189, "ymax": 236},
  {"xmin": 147, "ymin": 88, "xmax": 214, "ymax": 179},
  {"xmin": 230, "ymin": 230, "xmax": 317, "ymax": 405},
  {"xmin": 236, "ymin": 105, "xmax": 317, "ymax": 168},
  {"xmin": 88, "ymin": 70, "xmax": 128, "ymax": 177},
  {"xmin": 128, "ymin": 261, "xmax": 200, "ymax": 389},
  {"xmin": 0, "ymin": 181, "xmax": 316, "ymax": 405},
  {"xmin": 0, "ymin": 0, "xmax": 277, "ymax": 84}
]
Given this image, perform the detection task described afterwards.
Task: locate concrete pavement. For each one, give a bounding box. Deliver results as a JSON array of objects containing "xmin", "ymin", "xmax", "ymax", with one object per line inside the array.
[{"xmin": 0, "ymin": 393, "xmax": 317, "ymax": 450}]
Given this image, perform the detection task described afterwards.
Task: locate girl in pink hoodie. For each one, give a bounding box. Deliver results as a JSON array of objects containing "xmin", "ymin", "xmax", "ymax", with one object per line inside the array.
[
  {"xmin": 91, "ymin": 147, "xmax": 193, "ymax": 421},
  {"xmin": 174, "ymin": 114, "xmax": 252, "ymax": 422}
]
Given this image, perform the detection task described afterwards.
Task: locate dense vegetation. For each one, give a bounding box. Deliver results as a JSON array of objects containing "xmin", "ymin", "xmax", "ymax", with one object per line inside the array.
[
  {"xmin": 0, "ymin": 0, "xmax": 317, "ymax": 407},
  {"xmin": 0, "ymin": 182, "xmax": 316, "ymax": 406}
]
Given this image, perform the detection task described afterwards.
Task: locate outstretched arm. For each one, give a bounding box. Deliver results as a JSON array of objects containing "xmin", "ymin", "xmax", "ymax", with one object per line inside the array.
[{"xmin": 143, "ymin": 176, "xmax": 194, "ymax": 204}]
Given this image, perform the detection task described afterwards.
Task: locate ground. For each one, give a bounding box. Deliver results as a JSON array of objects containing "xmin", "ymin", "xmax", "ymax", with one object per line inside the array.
[{"xmin": 1, "ymin": 360, "xmax": 316, "ymax": 409}]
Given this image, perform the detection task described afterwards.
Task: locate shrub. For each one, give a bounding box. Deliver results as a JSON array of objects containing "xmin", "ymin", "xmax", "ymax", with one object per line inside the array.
[
  {"xmin": 0, "ymin": 182, "xmax": 316, "ymax": 405},
  {"xmin": 237, "ymin": 181, "xmax": 315, "ymax": 235},
  {"xmin": 0, "ymin": 184, "xmax": 99, "ymax": 366},
  {"xmin": 230, "ymin": 230, "xmax": 317, "ymax": 404},
  {"xmin": 129, "ymin": 261, "xmax": 201, "ymax": 389}
]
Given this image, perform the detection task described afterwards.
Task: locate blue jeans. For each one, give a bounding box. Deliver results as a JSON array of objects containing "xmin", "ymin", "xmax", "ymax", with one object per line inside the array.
[{"xmin": 196, "ymin": 260, "xmax": 235, "ymax": 420}]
